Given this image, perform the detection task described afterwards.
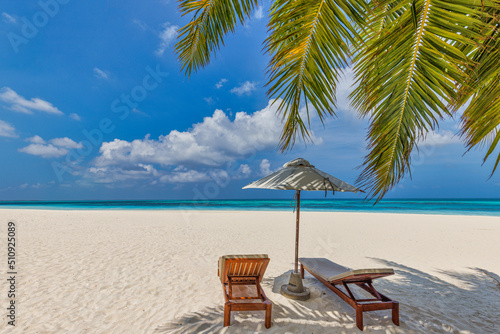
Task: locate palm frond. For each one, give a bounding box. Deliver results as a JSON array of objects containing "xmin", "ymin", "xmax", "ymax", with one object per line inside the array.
[
  {"xmin": 264, "ymin": 0, "xmax": 366, "ymax": 151},
  {"xmin": 175, "ymin": 0, "xmax": 259, "ymax": 77},
  {"xmin": 456, "ymin": 6, "xmax": 500, "ymax": 175},
  {"xmin": 351, "ymin": 0, "xmax": 488, "ymax": 200}
]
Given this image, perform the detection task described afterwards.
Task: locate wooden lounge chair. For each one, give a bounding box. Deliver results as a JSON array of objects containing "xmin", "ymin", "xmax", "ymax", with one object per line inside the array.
[
  {"xmin": 299, "ymin": 257, "xmax": 399, "ymax": 331},
  {"xmin": 218, "ymin": 254, "xmax": 272, "ymax": 328}
]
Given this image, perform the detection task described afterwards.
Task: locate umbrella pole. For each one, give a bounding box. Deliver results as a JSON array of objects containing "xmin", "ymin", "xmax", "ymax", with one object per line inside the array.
[
  {"xmin": 281, "ymin": 189, "xmax": 310, "ymax": 300},
  {"xmin": 295, "ymin": 190, "xmax": 300, "ymax": 273}
]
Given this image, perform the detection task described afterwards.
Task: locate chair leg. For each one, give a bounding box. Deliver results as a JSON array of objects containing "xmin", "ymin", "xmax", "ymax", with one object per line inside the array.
[
  {"xmin": 300, "ymin": 264, "xmax": 305, "ymax": 279},
  {"xmin": 264, "ymin": 301, "xmax": 272, "ymax": 328},
  {"xmin": 355, "ymin": 306, "xmax": 363, "ymax": 331},
  {"xmin": 224, "ymin": 303, "xmax": 231, "ymax": 327},
  {"xmin": 392, "ymin": 302, "xmax": 399, "ymax": 326}
]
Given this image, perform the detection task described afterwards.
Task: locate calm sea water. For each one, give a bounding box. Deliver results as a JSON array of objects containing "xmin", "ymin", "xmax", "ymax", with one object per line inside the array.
[{"xmin": 0, "ymin": 199, "xmax": 499, "ymax": 216}]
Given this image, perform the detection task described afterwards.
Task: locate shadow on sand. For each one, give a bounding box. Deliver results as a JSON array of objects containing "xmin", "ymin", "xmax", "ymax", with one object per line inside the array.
[
  {"xmin": 154, "ymin": 259, "xmax": 499, "ymax": 333},
  {"xmin": 367, "ymin": 258, "xmax": 500, "ymax": 334}
]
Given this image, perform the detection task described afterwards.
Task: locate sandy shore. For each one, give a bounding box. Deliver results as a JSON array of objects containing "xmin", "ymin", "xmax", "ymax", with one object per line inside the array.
[{"xmin": 0, "ymin": 209, "xmax": 498, "ymax": 333}]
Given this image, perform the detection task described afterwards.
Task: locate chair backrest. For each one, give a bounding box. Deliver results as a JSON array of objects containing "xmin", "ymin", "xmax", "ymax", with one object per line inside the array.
[{"xmin": 218, "ymin": 254, "xmax": 269, "ymax": 284}]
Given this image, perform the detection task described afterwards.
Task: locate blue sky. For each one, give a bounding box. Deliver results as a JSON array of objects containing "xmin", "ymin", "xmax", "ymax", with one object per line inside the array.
[{"xmin": 0, "ymin": 0, "xmax": 498, "ymax": 201}]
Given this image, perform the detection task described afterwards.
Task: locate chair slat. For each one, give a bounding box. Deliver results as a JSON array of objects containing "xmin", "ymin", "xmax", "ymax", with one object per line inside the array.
[{"xmin": 219, "ymin": 255, "xmax": 272, "ymax": 328}]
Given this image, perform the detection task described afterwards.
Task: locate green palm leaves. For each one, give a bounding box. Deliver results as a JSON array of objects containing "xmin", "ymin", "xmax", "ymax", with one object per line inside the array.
[
  {"xmin": 352, "ymin": 0, "xmax": 492, "ymax": 199},
  {"xmin": 176, "ymin": 0, "xmax": 259, "ymax": 77},
  {"xmin": 265, "ymin": 0, "xmax": 364, "ymax": 149},
  {"xmin": 175, "ymin": 0, "xmax": 500, "ymax": 199},
  {"xmin": 457, "ymin": 7, "xmax": 500, "ymax": 176}
]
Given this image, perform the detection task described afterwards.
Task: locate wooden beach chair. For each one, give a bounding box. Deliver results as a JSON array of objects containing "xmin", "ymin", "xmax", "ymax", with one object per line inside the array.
[
  {"xmin": 299, "ymin": 257, "xmax": 399, "ymax": 331},
  {"xmin": 218, "ymin": 254, "xmax": 272, "ymax": 328}
]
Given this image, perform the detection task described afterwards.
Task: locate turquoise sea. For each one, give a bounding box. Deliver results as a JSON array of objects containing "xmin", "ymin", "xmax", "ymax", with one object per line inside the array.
[{"xmin": 0, "ymin": 199, "xmax": 499, "ymax": 216}]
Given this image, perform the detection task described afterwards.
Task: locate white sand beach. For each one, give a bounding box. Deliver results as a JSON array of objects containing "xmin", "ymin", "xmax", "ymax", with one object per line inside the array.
[{"xmin": 1, "ymin": 209, "xmax": 499, "ymax": 333}]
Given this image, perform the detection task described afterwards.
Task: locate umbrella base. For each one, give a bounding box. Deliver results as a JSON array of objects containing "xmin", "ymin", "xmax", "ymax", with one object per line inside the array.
[{"xmin": 281, "ymin": 272, "xmax": 310, "ymax": 301}]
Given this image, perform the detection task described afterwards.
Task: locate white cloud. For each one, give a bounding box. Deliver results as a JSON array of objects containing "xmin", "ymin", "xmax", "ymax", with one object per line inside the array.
[
  {"xmin": 132, "ymin": 18, "xmax": 148, "ymax": 30},
  {"xmin": 69, "ymin": 113, "xmax": 81, "ymax": 121},
  {"xmin": 1, "ymin": 12, "xmax": 16, "ymax": 24},
  {"xmin": 230, "ymin": 81, "xmax": 257, "ymax": 96},
  {"xmin": 237, "ymin": 164, "xmax": 252, "ymax": 178},
  {"xmin": 132, "ymin": 108, "xmax": 148, "ymax": 116},
  {"xmin": 26, "ymin": 135, "xmax": 45, "ymax": 144},
  {"xmin": 85, "ymin": 165, "xmax": 230, "ymax": 186},
  {"xmin": 254, "ymin": 7, "xmax": 264, "ymax": 19},
  {"xmin": 86, "ymin": 164, "xmax": 159, "ymax": 184},
  {"xmin": 93, "ymin": 67, "xmax": 110, "ymax": 80},
  {"xmin": 419, "ymin": 130, "xmax": 461, "ymax": 147},
  {"xmin": 20, "ymin": 136, "xmax": 83, "ymax": 158},
  {"xmin": 16, "ymin": 181, "xmax": 55, "ymax": 190},
  {"xmin": 259, "ymin": 159, "xmax": 272, "ymax": 175},
  {"xmin": 215, "ymin": 78, "xmax": 228, "ymax": 89},
  {"xmin": 49, "ymin": 137, "xmax": 83, "ymax": 149},
  {"xmin": 0, "ymin": 87, "xmax": 63, "ymax": 115},
  {"xmin": 0, "ymin": 120, "xmax": 18, "ymax": 138},
  {"xmin": 160, "ymin": 169, "xmax": 210, "ymax": 183},
  {"xmin": 204, "ymin": 97, "xmax": 215, "ymax": 105},
  {"xmin": 87, "ymin": 100, "xmax": 323, "ymax": 184},
  {"xmin": 19, "ymin": 144, "xmax": 68, "ymax": 158},
  {"xmin": 335, "ymin": 67, "xmax": 355, "ymax": 114},
  {"xmin": 94, "ymin": 100, "xmax": 288, "ymax": 169},
  {"xmin": 156, "ymin": 23, "xmax": 179, "ymax": 56}
]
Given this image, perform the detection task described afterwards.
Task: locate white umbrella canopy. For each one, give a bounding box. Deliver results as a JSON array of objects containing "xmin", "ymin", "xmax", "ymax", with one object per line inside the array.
[
  {"xmin": 243, "ymin": 158, "xmax": 361, "ymax": 193},
  {"xmin": 243, "ymin": 158, "xmax": 362, "ymax": 274}
]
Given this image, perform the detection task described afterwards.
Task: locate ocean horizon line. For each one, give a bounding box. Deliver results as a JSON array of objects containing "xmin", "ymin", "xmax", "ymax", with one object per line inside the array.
[
  {"xmin": 1, "ymin": 197, "xmax": 499, "ymax": 202},
  {"xmin": 1, "ymin": 198, "xmax": 500, "ymax": 217}
]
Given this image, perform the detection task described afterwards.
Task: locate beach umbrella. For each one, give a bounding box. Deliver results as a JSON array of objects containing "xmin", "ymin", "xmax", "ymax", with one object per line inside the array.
[{"xmin": 243, "ymin": 158, "xmax": 362, "ymax": 300}]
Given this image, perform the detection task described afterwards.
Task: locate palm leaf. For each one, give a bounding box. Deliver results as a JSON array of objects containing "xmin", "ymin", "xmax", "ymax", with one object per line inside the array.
[
  {"xmin": 351, "ymin": 0, "xmax": 489, "ymax": 200},
  {"xmin": 264, "ymin": 0, "xmax": 366, "ymax": 150},
  {"xmin": 175, "ymin": 0, "xmax": 260, "ymax": 77},
  {"xmin": 174, "ymin": 0, "xmax": 500, "ymax": 199},
  {"xmin": 456, "ymin": 6, "xmax": 500, "ymax": 175}
]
